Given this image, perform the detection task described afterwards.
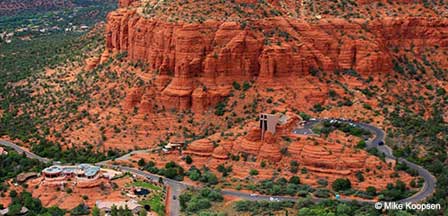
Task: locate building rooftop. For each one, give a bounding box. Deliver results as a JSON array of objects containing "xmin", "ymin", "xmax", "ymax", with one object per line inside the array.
[
  {"xmin": 63, "ymin": 167, "xmax": 77, "ymax": 174},
  {"xmin": 43, "ymin": 164, "xmax": 100, "ymax": 177},
  {"xmin": 79, "ymin": 164, "xmax": 100, "ymax": 177},
  {"xmin": 96, "ymin": 200, "xmax": 141, "ymax": 211},
  {"xmin": 43, "ymin": 165, "xmax": 63, "ymax": 174},
  {"xmin": 0, "ymin": 206, "xmax": 28, "ymax": 215}
]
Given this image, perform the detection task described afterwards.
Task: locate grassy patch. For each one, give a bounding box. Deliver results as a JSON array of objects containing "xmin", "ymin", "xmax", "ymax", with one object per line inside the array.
[
  {"xmin": 132, "ymin": 181, "xmax": 162, "ymax": 191},
  {"xmin": 139, "ymin": 194, "xmax": 165, "ymax": 216}
]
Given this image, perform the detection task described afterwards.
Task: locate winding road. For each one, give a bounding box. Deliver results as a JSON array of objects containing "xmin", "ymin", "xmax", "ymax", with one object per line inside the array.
[{"xmin": 0, "ymin": 119, "xmax": 437, "ymax": 215}]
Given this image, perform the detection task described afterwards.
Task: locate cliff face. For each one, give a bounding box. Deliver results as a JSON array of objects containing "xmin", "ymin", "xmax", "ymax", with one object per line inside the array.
[{"xmin": 104, "ymin": 5, "xmax": 448, "ymax": 111}]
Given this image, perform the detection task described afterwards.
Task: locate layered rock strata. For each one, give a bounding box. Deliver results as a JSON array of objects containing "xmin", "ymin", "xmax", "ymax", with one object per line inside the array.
[{"xmin": 104, "ymin": 5, "xmax": 448, "ymax": 111}]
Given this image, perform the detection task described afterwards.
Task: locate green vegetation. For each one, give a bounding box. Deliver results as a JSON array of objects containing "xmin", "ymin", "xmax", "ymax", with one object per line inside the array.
[
  {"xmin": 249, "ymin": 169, "xmax": 259, "ymax": 176},
  {"xmin": 378, "ymin": 180, "xmax": 415, "ymax": 201},
  {"xmin": 312, "ymin": 103, "xmax": 325, "ymax": 113},
  {"xmin": 216, "ymin": 164, "xmax": 232, "ymax": 177},
  {"xmin": 314, "ymin": 120, "xmax": 371, "ymax": 137},
  {"xmin": 31, "ymin": 139, "xmax": 122, "ymax": 163},
  {"xmin": 185, "ymin": 155, "xmax": 193, "ymax": 164},
  {"xmin": 0, "ymin": 147, "xmax": 47, "ymax": 182},
  {"xmin": 332, "ymin": 178, "xmax": 352, "ymax": 192},
  {"xmin": 144, "ymin": 161, "xmax": 185, "ymax": 181},
  {"xmin": 246, "ymin": 177, "xmax": 311, "ymax": 196},
  {"xmin": 186, "ymin": 166, "xmax": 219, "ymax": 185},
  {"xmin": 214, "ymin": 101, "xmax": 227, "ymax": 116},
  {"xmin": 355, "ymin": 171, "xmax": 365, "ymax": 182},
  {"xmin": 179, "ymin": 188, "xmax": 223, "ymax": 214},
  {"xmin": 70, "ymin": 203, "xmax": 90, "ymax": 215},
  {"xmin": 127, "ymin": 180, "xmax": 164, "ymax": 215},
  {"xmin": 144, "ymin": 161, "xmax": 219, "ymax": 185},
  {"xmin": 0, "ymin": 0, "xmax": 115, "ymax": 19},
  {"xmin": 242, "ymin": 81, "xmax": 251, "ymax": 91},
  {"xmin": 356, "ymin": 140, "xmax": 367, "ymax": 149},
  {"xmin": 386, "ymin": 105, "xmax": 448, "ymax": 212},
  {"xmin": 289, "ymin": 160, "xmax": 299, "ymax": 173},
  {"xmin": 0, "ymin": 3, "xmax": 119, "ymax": 164},
  {"xmin": 0, "ymin": 32, "xmax": 120, "ymax": 160},
  {"xmin": 234, "ymin": 200, "xmax": 295, "ymax": 215},
  {"xmin": 296, "ymin": 199, "xmax": 380, "ymax": 216},
  {"xmin": 232, "ymin": 81, "xmax": 241, "ymax": 90},
  {"xmin": 139, "ymin": 194, "xmax": 164, "ymax": 216},
  {"xmin": 109, "ymin": 205, "xmax": 133, "ymax": 216},
  {"xmin": 235, "ymin": 198, "xmax": 410, "ymax": 215},
  {"xmin": 6, "ymin": 191, "xmax": 66, "ymax": 215},
  {"xmin": 313, "ymin": 189, "xmax": 331, "ymax": 198},
  {"xmin": 132, "ymin": 181, "xmax": 162, "ymax": 191},
  {"xmin": 0, "ymin": 33, "xmax": 91, "ymax": 141}
]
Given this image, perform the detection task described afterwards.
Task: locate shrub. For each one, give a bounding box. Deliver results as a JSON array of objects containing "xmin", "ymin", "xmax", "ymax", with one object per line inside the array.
[
  {"xmin": 366, "ymin": 186, "xmax": 377, "ymax": 196},
  {"xmin": 137, "ymin": 158, "xmax": 146, "ymax": 167},
  {"xmin": 242, "ymin": 81, "xmax": 251, "ymax": 91},
  {"xmin": 185, "ymin": 155, "xmax": 193, "ymax": 164},
  {"xmin": 260, "ymin": 161, "xmax": 266, "ymax": 168},
  {"xmin": 317, "ymin": 179, "xmax": 328, "ymax": 187},
  {"xmin": 249, "ymin": 169, "xmax": 259, "ymax": 176},
  {"xmin": 290, "ymin": 160, "xmax": 298, "ymax": 173},
  {"xmin": 289, "ymin": 176, "xmax": 300, "ymax": 185},
  {"xmin": 232, "ymin": 81, "xmax": 241, "ymax": 90},
  {"xmin": 356, "ymin": 140, "xmax": 366, "ymax": 149},
  {"xmin": 314, "ymin": 189, "xmax": 331, "ymax": 198},
  {"xmin": 214, "ymin": 101, "xmax": 227, "ymax": 116},
  {"xmin": 332, "ymin": 178, "xmax": 351, "ymax": 192},
  {"xmin": 180, "ymin": 188, "xmax": 223, "ymax": 213},
  {"xmin": 355, "ymin": 171, "xmax": 365, "ymax": 182},
  {"xmin": 200, "ymin": 171, "xmax": 218, "ymax": 185}
]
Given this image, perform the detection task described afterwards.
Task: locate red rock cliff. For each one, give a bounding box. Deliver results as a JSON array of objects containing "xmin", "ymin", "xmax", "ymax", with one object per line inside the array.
[{"xmin": 104, "ymin": 6, "xmax": 447, "ymax": 111}]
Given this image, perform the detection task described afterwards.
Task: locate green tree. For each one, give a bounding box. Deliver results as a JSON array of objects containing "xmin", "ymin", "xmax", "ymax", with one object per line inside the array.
[
  {"xmin": 110, "ymin": 205, "xmax": 118, "ymax": 216},
  {"xmin": 9, "ymin": 190, "xmax": 17, "ymax": 198},
  {"xmin": 185, "ymin": 155, "xmax": 193, "ymax": 164},
  {"xmin": 366, "ymin": 186, "xmax": 377, "ymax": 196},
  {"xmin": 332, "ymin": 178, "xmax": 351, "ymax": 192},
  {"xmin": 289, "ymin": 176, "xmax": 300, "ymax": 185},
  {"xmin": 355, "ymin": 171, "xmax": 365, "ymax": 182},
  {"xmin": 249, "ymin": 169, "xmax": 259, "ymax": 176},
  {"xmin": 189, "ymin": 169, "xmax": 201, "ymax": 181},
  {"xmin": 137, "ymin": 158, "xmax": 146, "ymax": 167},
  {"xmin": 242, "ymin": 81, "xmax": 251, "ymax": 91},
  {"xmin": 8, "ymin": 203, "xmax": 23, "ymax": 215},
  {"xmin": 70, "ymin": 203, "xmax": 90, "ymax": 215},
  {"xmin": 91, "ymin": 206, "xmax": 100, "ymax": 216},
  {"xmin": 232, "ymin": 81, "xmax": 241, "ymax": 90}
]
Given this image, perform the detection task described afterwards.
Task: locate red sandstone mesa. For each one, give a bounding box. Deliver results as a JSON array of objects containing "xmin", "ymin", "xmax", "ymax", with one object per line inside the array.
[{"xmin": 102, "ymin": 1, "xmax": 447, "ymax": 111}]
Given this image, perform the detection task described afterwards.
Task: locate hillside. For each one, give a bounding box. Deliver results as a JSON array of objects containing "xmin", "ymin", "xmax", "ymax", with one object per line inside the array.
[
  {"xmin": 104, "ymin": 0, "xmax": 447, "ymax": 112},
  {"xmin": 1, "ymin": 0, "xmax": 445, "ymax": 161},
  {"xmin": 0, "ymin": 0, "xmax": 447, "ymax": 213}
]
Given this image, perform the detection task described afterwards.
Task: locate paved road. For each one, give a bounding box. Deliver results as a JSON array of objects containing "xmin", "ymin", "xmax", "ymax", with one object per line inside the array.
[
  {"xmin": 0, "ymin": 140, "xmax": 51, "ymax": 163},
  {"xmin": 95, "ymin": 148, "xmax": 160, "ymax": 166},
  {"xmin": 0, "ymin": 118, "xmax": 437, "ymax": 214}
]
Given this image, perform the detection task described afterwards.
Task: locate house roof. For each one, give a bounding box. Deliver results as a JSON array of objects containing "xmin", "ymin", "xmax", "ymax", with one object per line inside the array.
[{"xmin": 96, "ymin": 200, "xmax": 141, "ymax": 211}]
